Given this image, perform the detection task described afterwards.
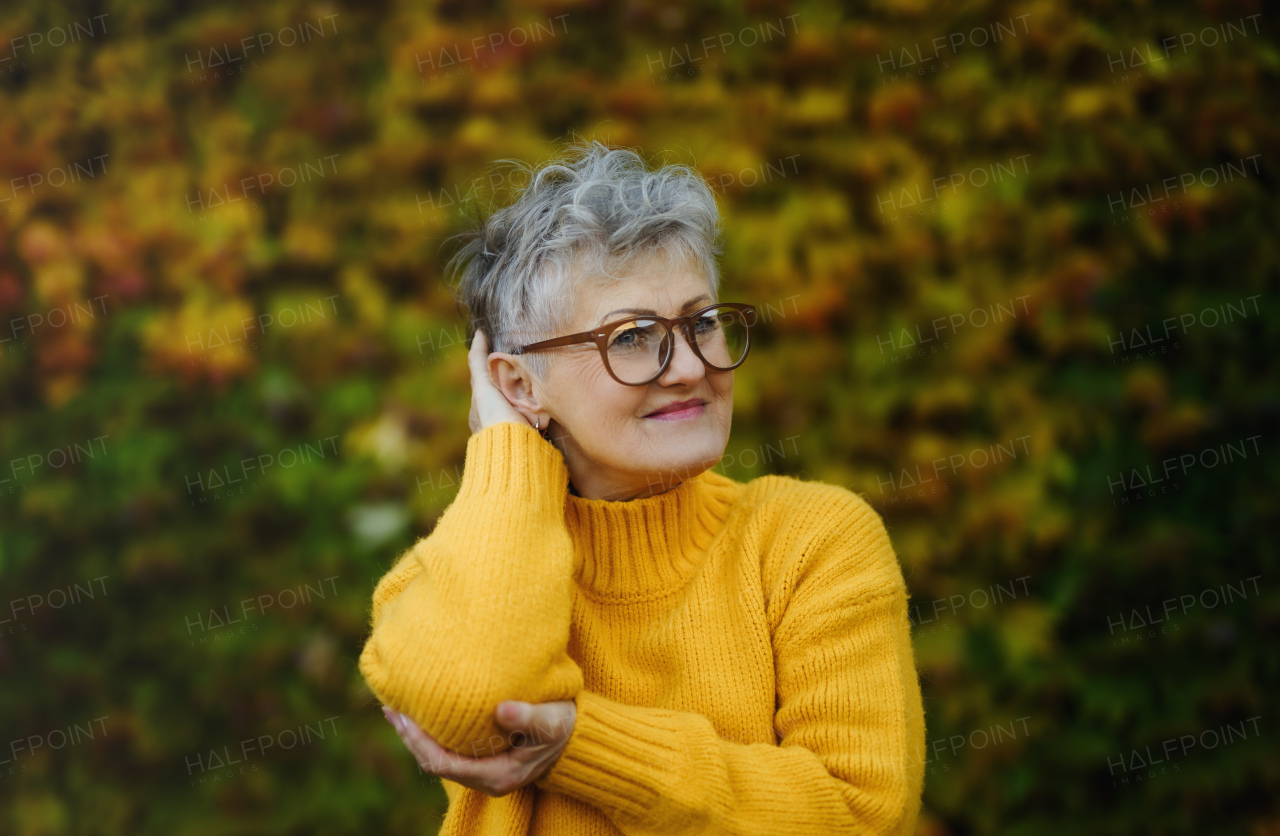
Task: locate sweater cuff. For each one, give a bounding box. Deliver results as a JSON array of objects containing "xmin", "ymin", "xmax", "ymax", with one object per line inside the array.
[
  {"xmin": 534, "ymin": 690, "xmax": 691, "ymax": 819},
  {"xmin": 454, "ymin": 421, "xmax": 569, "ymax": 509}
]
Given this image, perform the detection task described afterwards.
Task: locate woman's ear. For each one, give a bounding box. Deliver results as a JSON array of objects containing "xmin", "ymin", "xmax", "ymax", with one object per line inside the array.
[{"xmin": 487, "ymin": 352, "xmax": 543, "ymax": 419}]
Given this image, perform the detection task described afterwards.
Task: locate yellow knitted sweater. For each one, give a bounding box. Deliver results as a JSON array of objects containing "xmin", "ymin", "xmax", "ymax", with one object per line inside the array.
[{"xmin": 359, "ymin": 421, "xmax": 925, "ymax": 835}]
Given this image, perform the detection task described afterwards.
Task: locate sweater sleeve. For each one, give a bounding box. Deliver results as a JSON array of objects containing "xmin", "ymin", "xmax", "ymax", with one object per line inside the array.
[
  {"xmin": 533, "ymin": 491, "xmax": 925, "ymax": 835},
  {"xmin": 357, "ymin": 421, "xmax": 584, "ymax": 757}
]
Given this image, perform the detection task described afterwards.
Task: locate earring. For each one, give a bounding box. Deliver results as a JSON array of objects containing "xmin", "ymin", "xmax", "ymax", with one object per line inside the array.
[{"xmin": 535, "ymin": 417, "xmax": 540, "ymax": 430}]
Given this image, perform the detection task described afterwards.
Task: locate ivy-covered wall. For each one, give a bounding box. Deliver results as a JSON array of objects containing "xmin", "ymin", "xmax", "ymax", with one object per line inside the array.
[{"xmin": 1, "ymin": 1, "xmax": 1275, "ymax": 833}]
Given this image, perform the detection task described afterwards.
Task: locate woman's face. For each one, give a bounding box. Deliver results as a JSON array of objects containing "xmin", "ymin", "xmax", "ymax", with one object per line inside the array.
[{"xmin": 508, "ymin": 252, "xmax": 734, "ymax": 501}]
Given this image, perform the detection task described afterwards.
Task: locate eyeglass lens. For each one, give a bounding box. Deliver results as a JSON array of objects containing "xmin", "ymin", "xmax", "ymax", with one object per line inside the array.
[{"xmin": 604, "ymin": 306, "xmax": 749, "ymax": 384}]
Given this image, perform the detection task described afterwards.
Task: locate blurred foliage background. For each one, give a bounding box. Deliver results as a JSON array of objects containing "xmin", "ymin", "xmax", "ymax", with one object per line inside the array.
[{"xmin": 1, "ymin": 0, "xmax": 1277, "ymax": 833}]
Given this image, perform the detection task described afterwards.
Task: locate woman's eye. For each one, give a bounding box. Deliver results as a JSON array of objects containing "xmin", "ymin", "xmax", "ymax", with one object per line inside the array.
[{"xmin": 612, "ymin": 328, "xmax": 645, "ymax": 347}]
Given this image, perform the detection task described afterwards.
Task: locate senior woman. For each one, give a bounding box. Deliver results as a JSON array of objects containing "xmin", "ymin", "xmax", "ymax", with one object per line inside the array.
[{"xmin": 359, "ymin": 142, "xmax": 925, "ymax": 835}]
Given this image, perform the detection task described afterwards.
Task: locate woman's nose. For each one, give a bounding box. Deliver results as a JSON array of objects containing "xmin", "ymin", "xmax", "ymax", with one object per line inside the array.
[{"xmin": 659, "ymin": 326, "xmax": 706, "ymax": 383}]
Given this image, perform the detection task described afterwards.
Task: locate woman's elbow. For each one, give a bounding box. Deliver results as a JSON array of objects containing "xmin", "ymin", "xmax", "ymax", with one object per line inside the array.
[{"xmin": 359, "ymin": 631, "xmax": 505, "ymax": 753}]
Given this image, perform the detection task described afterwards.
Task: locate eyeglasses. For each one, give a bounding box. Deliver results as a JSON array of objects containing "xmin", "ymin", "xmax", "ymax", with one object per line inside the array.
[{"xmin": 511, "ymin": 302, "xmax": 758, "ymax": 386}]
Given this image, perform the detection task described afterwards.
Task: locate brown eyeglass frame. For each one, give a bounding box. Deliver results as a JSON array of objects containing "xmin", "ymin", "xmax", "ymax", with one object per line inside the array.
[{"xmin": 510, "ymin": 302, "xmax": 758, "ymax": 387}]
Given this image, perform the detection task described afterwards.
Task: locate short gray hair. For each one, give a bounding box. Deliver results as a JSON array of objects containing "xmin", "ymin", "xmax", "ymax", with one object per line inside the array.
[{"xmin": 444, "ymin": 141, "xmax": 724, "ymax": 380}]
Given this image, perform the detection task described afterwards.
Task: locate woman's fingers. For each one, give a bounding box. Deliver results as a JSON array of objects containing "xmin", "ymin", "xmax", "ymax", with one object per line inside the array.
[
  {"xmin": 495, "ymin": 700, "xmax": 575, "ymax": 747},
  {"xmin": 388, "ymin": 709, "xmax": 455, "ymax": 774},
  {"xmin": 385, "ymin": 708, "xmax": 509, "ymax": 785},
  {"xmin": 467, "ymin": 328, "xmax": 533, "ymax": 432},
  {"xmin": 467, "ymin": 327, "xmax": 487, "ymax": 369},
  {"xmin": 467, "ymin": 330, "xmax": 488, "ymax": 435},
  {"xmin": 492, "ymin": 700, "xmax": 576, "ymax": 785},
  {"xmin": 382, "ymin": 703, "xmax": 566, "ymax": 797}
]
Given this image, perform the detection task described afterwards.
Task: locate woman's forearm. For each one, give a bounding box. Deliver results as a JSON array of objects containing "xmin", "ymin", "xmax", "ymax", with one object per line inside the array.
[{"xmin": 358, "ymin": 421, "xmax": 583, "ymax": 756}]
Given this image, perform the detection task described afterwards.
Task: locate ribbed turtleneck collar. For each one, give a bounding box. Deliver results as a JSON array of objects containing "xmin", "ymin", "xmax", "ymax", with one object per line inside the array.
[{"xmin": 564, "ymin": 468, "xmax": 740, "ymax": 602}]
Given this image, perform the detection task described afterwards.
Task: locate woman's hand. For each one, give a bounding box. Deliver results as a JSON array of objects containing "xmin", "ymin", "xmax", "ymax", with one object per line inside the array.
[
  {"xmin": 382, "ymin": 700, "xmax": 577, "ymax": 798},
  {"xmin": 468, "ymin": 329, "xmax": 534, "ymax": 435}
]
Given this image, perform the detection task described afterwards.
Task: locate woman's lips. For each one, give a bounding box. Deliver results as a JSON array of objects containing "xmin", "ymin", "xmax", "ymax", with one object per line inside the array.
[{"xmin": 645, "ymin": 403, "xmax": 706, "ymax": 421}]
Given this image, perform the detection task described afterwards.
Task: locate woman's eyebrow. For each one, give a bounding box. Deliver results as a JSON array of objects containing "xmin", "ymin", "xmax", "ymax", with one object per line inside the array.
[{"xmin": 598, "ymin": 294, "xmax": 712, "ymax": 325}]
